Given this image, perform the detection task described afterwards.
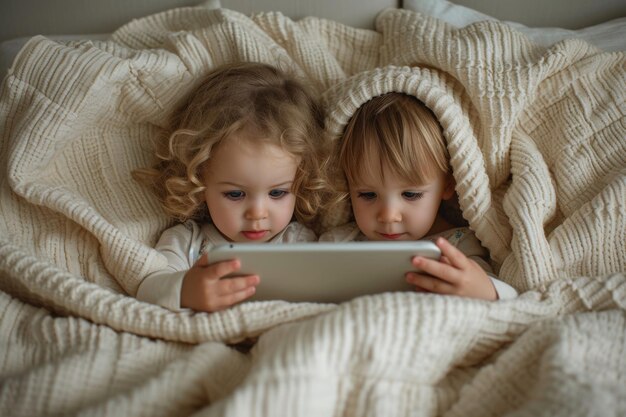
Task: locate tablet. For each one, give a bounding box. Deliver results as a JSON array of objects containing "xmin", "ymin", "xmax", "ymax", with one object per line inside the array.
[{"xmin": 207, "ymin": 241, "xmax": 440, "ymax": 303}]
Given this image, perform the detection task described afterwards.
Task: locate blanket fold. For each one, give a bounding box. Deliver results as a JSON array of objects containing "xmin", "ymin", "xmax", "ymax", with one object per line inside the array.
[{"xmin": 0, "ymin": 6, "xmax": 624, "ymax": 416}]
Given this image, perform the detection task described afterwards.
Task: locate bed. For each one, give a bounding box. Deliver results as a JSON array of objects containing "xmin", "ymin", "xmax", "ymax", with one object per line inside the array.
[{"xmin": 0, "ymin": 1, "xmax": 624, "ymax": 416}]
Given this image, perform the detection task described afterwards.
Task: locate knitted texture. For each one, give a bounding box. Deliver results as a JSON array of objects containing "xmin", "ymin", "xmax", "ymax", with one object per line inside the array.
[{"xmin": 0, "ymin": 7, "xmax": 624, "ymax": 416}]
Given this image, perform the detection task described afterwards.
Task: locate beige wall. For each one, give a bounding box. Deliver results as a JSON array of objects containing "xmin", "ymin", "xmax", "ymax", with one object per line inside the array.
[
  {"xmin": 0, "ymin": 0, "xmax": 203, "ymax": 41},
  {"xmin": 1, "ymin": 0, "xmax": 623, "ymax": 42},
  {"xmin": 0, "ymin": 0, "xmax": 398, "ymax": 42},
  {"xmin": 221, "ymin": 0, "xmax": 399, "ymax": 29}
]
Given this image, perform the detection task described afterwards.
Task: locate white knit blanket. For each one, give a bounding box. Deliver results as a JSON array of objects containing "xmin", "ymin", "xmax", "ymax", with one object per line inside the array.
[{"xmin": 0, "ymin": 7, "xmax": 624, "ymax": 416}]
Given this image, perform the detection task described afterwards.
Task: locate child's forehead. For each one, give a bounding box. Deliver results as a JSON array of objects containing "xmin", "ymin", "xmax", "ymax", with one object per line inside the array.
[
  {"xmin": 350, "ymin": 146, "xmax": 442, "ymax": 187},
  {"xmin": 212, "ymin": 138, "xmax": 298, "ymax": 166},
  {"xmin": 217, "ymin": 132, "xmax": 293, "ymax": 156},
  {"xmin": 204, "ymin": 141, "xmax": 299, "ymax": 187},
  {"xmin": 353, "ymin": 159, "xmax": 415, "ymax": 186}
]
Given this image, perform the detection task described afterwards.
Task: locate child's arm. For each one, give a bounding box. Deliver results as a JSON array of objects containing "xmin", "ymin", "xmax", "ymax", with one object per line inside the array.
[
  {"xmin": 137, "ymin": 223, "xmax": 259, "ymax": 312},
  {"xmin": 180, "ymin": 253, "xmax": 260, "ymax": 312},
  {"xmin": 405, "ymin": 237, "xmax": 501, "ymax": 300}
]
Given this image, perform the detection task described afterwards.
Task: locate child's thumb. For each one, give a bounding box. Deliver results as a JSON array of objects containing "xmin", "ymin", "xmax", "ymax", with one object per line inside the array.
[{"xmin": 194, "ymin": 252, "xmax": 210, "ymax": 267}]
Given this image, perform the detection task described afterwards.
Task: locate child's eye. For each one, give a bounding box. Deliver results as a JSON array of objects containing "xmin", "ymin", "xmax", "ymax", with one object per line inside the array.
[
  {"xmin": 223, "ymin": 191, "xmax": 245, "ymax": 200},
  {"xmin": 402, "ymin": 191, "xmax": 423, "ymax": 201},
  {"xmin": 357, "ymin": 192, "xmax": 376, "ymax": 200},
  {"xmin": 269, "ymin": 189, "xmax": 289, "ymax": 199}
]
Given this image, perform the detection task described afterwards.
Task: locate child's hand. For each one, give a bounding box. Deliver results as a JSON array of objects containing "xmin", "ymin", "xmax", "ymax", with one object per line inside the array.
[
  {"xmin": 181, "ymin": 253, "xmax": 260, "ymax": 312},
  {"xmin": 405, "ymin": 237, "xmax": 497, "ymax": 300}
]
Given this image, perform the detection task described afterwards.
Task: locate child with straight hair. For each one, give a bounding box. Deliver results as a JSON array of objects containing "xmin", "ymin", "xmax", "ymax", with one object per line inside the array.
[
  {"xmin": 320, "ymin": 92, "xmax": 517, "ymax": 300},
  {"xmin": 133, "ymin": 62, "xmax": 326, "ymax": 312}
]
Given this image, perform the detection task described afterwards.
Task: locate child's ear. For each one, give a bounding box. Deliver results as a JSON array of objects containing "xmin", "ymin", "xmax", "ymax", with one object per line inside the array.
[{"xmin": 442, "ymin": 174, "xmax": 456, "ymax": 200}]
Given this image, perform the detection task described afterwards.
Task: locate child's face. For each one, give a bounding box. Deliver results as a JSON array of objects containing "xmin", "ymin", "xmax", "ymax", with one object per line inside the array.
[
  {"xmin": 349, "ymin": 163, "xmax": 454, "ymax": 241},
  {"xmin": 203, "ymin": 138, "xmax": 299, "ymax": 242}
]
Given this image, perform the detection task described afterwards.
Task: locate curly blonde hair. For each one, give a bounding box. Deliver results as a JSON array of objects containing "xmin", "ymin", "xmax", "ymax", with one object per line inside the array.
[
  {"xmin": 322, "ymin": 92, "xmax": 450, "ymax": 217},
  {"xmin": 133, "ymin": 62, "xmax": 326, "ymax": 227}
]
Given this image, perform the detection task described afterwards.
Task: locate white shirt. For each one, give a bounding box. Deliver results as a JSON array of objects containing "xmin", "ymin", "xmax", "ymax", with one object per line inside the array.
[
  {"xmin": 319, "ymin": 222, "xmax": 518, "ymax": 300},
  {"xmin": 137, "ymin": 221, "xmax": 317, "ymax": 311}
]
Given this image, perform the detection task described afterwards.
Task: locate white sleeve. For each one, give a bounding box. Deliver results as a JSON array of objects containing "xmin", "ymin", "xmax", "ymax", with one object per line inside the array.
[
  {"xmin": 136, "ymin": 270, "xmax": 187, "ymax": 311},
  {"xmin": 468, "ymin": 256, "xmax": 517, "ymax": 300},
  {"xmin": 136, "ymin": 223, "xmax": 199, "ymax": 311},
  {"xmin": 451, "ymin": 233, "xmax": 518, "ymax": 300},
  {"xmin": 488, "ymin": 276, "xmax": 519, "ymax": 300},
  {"xmin": 469, "ymin": 255, "xmax": 518, "ymax": 300}
]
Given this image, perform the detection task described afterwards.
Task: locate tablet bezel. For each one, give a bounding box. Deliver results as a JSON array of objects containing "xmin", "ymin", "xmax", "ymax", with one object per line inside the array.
[{"xmin": 207, "ymin": 241, "xmax": 440, "ymax": 303}]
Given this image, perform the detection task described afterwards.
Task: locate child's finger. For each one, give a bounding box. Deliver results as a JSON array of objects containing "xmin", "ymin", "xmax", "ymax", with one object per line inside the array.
[
  {"xmin": 406, "ymin": 272, "xmax": 455, "ymax": 294},
  {"xmin": 213, "ymin": 286, "xmax": 257, "ymax": 310},
  {"xmin": 194, "ymin": 252, "xmax": 211, "ymax": 267},
  {"xmin": 436, "ymin": 237, "xmax": 469, "ymax": 270},
  {"xmin": 207, "ymin": 259, "xmax": 241, "ymax": 279},
  {"xmin": 411, "ymin": 255, "xmax": 460, "ymax": 285},
  {"xmin": 216, "ymin": 275, "xmax": 260, "ymax": 296}
]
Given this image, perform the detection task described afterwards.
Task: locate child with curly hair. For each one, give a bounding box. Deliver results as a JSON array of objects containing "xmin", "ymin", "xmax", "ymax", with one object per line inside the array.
[{"xmin": 133, "ymin": 62, "xmax": 326, "ymax": 312}]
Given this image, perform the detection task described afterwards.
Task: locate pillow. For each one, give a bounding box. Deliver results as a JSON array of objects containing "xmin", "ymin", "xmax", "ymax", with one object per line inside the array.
[{"xmin": 403, "ymin": 0, "xmax": 626, "ymax": 52}]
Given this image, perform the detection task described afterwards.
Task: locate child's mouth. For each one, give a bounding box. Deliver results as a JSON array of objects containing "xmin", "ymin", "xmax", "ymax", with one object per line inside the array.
[
  {"xmin": 242, "ymin": 230, "xmax": 269, "ymax": 240},
  {"xmin": 378, "ymin": 232, "xmax": 404, "ymax": 240}
]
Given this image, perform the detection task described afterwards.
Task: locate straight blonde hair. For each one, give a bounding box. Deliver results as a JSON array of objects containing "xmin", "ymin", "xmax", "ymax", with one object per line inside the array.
[{"xmin": 340, "ymin": 93, "xmax": 449, "ymax": 187}]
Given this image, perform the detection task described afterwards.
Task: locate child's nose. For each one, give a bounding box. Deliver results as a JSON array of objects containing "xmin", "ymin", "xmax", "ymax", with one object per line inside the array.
[
  {"xmin": 245, "ymin": 199, "xmax": 268, "ymax": 220},
  {"xmin": 377, "ymin": 203, "xmax": 402, "ymax": 223}
]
